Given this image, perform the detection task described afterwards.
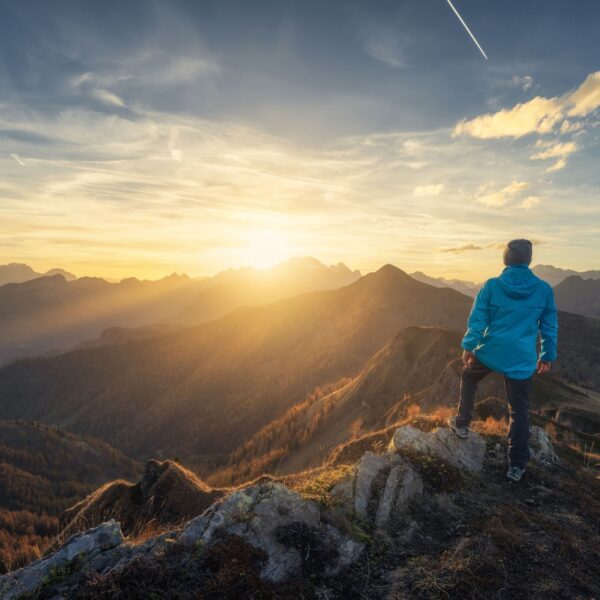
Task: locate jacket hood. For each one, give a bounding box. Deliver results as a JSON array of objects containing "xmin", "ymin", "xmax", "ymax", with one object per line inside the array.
[{"xmin": 497, "ymin": 265, "xmax": 538, "ymax": 299}]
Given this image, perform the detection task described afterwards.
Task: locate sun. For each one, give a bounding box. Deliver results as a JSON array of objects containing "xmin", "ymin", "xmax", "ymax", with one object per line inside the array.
[{"xmin": 241, "ymin": 229, "xmax": 294, "ymax": 269}]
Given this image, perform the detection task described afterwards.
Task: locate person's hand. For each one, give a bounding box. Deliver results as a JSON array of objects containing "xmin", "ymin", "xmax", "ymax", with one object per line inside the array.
[
  {"xmin": 537, "ymin": 360, "xmax": 552, "ymax": 375},
  {"xmin": 462, "ymin": 350, "xmax": 475, "ymax": 367}
]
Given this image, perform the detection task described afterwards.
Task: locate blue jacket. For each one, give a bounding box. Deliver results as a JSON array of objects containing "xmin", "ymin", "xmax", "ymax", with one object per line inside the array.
[{"xmin": 462, "ymin": 265, "xmax": 558, "ymax": 379}]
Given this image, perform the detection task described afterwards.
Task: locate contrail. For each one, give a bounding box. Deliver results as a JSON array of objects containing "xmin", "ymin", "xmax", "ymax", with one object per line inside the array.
[{"xmin": 445, "ymin": 0, "xmax": 488, "ymax": 61}]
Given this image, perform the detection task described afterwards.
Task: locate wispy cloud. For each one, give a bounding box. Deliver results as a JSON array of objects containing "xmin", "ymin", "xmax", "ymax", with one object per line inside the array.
[
  {"xmin": 511, "ymin": 75, "xmax": 533, "ymax": 91},
  {"xmin": 10, "ymin": 154, "xmax": 27, "ymax": 166},
  {"xmin": 531, "ymin": 141, "xmax": 577, "ymax": 160},
  {"xmin": 519, "ymin": 195, "xmax": 542, "ymax": 209},
  {"xmin": 530, "ymin": 140, "xmax": 578, "ymax": 172},
  {"xmin": 544, "ymin": 158, "xmax": 566, "ymax": 173},
  {"xmin": 441, "ymin": 243, "xmax": 482, "ymax": 254},
  {"xmin": 475, "ymin": 181, "xmax": 529, "ymax": 208},
  {"xmin": 363, "ymin": 30, "xmax": 409, "ymax": 69},
  {"xmin": 90, "ymin": 89, "xmax": 126, "ymax": 107}
]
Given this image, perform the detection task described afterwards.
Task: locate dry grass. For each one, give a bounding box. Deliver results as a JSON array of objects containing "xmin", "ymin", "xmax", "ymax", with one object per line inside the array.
[
  {"xmin": 281, "ymin": 464, "xmax": 355, "ymax": 506},
  {"xmin": 471, "ymin": 416, "xmax": 508, "ymax": 437}
]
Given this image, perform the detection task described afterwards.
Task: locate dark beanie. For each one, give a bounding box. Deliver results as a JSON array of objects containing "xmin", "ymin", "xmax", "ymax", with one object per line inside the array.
[{"xmin": 503, "ymin": 239, "xmax": 533, "ymax": 266}]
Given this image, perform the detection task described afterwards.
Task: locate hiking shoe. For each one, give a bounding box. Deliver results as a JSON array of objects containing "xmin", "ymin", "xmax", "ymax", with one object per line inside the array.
[
  {"xmin": 448, "ymin": 416, "xmax": 469, "ymax": 439},
  {"xmin": 507, "ymin": 466, "xmax": 526, "ymax": 482}
]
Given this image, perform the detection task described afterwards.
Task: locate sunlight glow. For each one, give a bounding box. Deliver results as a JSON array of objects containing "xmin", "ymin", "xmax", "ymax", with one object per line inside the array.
[{"xmin": 241, "ymin": 229, "xmax": 294, "ymax": 269}]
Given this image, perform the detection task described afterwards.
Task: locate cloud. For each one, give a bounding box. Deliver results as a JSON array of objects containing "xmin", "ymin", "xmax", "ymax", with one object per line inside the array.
[
  {"xmin": 566, "ymin": 71, "xmax": 600, "ymax": 117},
  {"xmin": 544, "ymin": 158, "xmax": 566, "ymax": 173},
  {"xmin": 511, "ymin": 75, "xmax": 533, "ymax": 91},
  {"xmin": 10, "ymin": 153, "xmax": 27, "ymax": 166},
  {"xmin": 475, "ymin": 180, "xmax": 529, "ymax": 208},
  {"xmin": 454, "ymin": 97, "xmax": 562, "ymax": 139},
  {"xmin": 414, "ymin": 184, "xmax": 443, "ymax": 196},
  {"xmin": 363, "ymin": 31, "xmax": 409, "ymax": 69},
  {"xmin": 90, "ymin": 89, "xmax": 126, "ymax": 107},
  {"xmin": 440, "ymin": 243, "xmax": 482, "ymax": 254},
  {"xmin": 454, "ymin": 70, "xmax": 600, "ymax": 139},
  {"xmin": 519, "ymin": 195, "xmax": 542, "ymax": 209},
  {"xmin": 530, "ymin": 141, "xmax": 577, "ymax": 160},
  {"xmin": 559, "ymin": 120, "xmax": 583, "ymax": 134},
  {"xmin": 530, "ymin": 140, "xmax": 577, "ymax": 172}
]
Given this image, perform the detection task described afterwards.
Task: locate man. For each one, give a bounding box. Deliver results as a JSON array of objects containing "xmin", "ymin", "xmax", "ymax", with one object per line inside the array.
[{"xmin": 448, "ymin": 239, "xmax": 558, "ymax": 482}]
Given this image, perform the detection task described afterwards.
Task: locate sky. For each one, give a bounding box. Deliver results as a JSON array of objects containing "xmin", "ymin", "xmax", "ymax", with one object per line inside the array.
[{"xmin": 1, "ymin": 0, "xmax": 599, "ymax": 281}]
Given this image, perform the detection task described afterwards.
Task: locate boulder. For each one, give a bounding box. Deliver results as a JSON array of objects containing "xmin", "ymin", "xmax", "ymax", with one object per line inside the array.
[
  {"xmin": 351, "ymin": 451, "xmax": 423, "ymax": 528},
  {"xmin": 388, "ymin": 425, "xmax": 487, "ymax": 473},
  {"xmin": 354, "ymin": 452, "xmax": 400, "ymax": 517},
  {"xmin": 375, "ymin": 461, "xmax": 423, "ymax": 529},
  {"xmin": 0, "ymin": 520, "xmax": 123, "ymax": 600},
  {"xmin": 179, "ymin": 481, "xmax": 363, "ymax": 581},
  {"xmin": 529, "ymin": 426, "xmax": 559, "ymax": 465}
]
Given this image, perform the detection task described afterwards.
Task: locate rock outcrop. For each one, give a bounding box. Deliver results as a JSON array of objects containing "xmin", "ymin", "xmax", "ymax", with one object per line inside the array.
[
  {"xmin": 350, "ymin": 451, "xmax": 422, "ymax": 528},
  {"xmin": 529, "ymin": 425, "xmax": 559, "ymax": 465},
  {"xmin": 0, "ymin": 424, "xmax": 566, "ymax": 599},
  {"xmin": 388, "ymin": 425, "xmax": 487, "ymax": 472},
  {"xmin": 61, "ymin": 459, "xmax": 224, "ymax": 538},
  {"xmin": 0, "ymin": 521, "xmax": 124, "ymax": 599},
  {"xmin": 179, "ymin": 481, "xmax": 363, "ymax": 581}
]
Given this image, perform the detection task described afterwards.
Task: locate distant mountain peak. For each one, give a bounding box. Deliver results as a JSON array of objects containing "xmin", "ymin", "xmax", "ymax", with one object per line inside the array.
[
  {"xmin": 43, "ymin": 268, "xmax": 77, "ymax": 281},
  {"xmin": 409, "ymin": 271, "xmax": 480, "ymax": 297},
  {"xmin": 375, "ymin": 263, "xmax": 410, "ymax": 277},
  {"xmin": 0, "ymin": 264, "xmax": 77, "ymax": 287},
  {"xmin": 532, "ymin": 264, "xmax": 600, "ymax": 287}
]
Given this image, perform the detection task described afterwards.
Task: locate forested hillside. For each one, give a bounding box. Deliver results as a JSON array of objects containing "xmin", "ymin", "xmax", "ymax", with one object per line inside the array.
[
  {"xmin": 0, "ymin": 421, "xmax": 140, "ymax": 571},
  {"xmin": 208, "ymin": 323, "xmax": 600, "ymax": 486}
]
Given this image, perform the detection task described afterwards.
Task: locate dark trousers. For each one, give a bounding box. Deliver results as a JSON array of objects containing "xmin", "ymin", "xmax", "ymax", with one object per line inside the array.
[{"xmin": 456, "ymin": 357, "xmax": 532, "ymax": 468}]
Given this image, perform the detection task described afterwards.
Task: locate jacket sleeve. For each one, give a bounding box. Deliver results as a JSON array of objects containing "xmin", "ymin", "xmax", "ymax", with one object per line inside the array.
[
  {"xmin": 539, "ymin": 286, "xmax": 558, "ymax": 362},
  {"xmin": 461, "ymin": 282, "xmax": 491, "ymax": 351}
]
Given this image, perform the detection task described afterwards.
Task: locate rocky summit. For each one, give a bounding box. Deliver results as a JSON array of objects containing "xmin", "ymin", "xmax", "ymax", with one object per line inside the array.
[{"xmin": 1, "ymin": 422, "xmax": 598, "ymax": 599}]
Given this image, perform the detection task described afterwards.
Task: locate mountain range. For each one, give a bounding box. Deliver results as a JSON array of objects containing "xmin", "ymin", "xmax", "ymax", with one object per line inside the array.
[
  {"xmin": 1, "ymin": 264, "xmax": 598, "ymax": 476},
  {"xmin": 174, "ymin": 257, "xmax": 361, "ymax": 325},
  {"xmin": 0, "ymin": 273, "xmax": 201, "ymax": 365},
  {"xmin": 409, "ymin": 271, "xmax": 481, "ymax": 297},
  {"xmin": 1, "ymin": 260, "xmax": 596, "ymax": 369},
  {"xmin": 531, "ymin": 264, "xmax": 600, "ymax": 286},
  {"xmin": 0, "ymin": 263, "xmax": 77, "ymax": 286},
  {"xmin": 0, "ymin": 258, "xmax": 361, "ymax": 365},
  {"xmin": 0, "ymin": 265, "xmax": 471, "ymax": 467}
]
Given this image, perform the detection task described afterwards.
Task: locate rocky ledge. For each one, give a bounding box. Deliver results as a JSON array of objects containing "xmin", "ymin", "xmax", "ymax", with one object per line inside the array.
[{"xmin": 0, "ymin": 425, "xmax": 574, "ymax": 599}]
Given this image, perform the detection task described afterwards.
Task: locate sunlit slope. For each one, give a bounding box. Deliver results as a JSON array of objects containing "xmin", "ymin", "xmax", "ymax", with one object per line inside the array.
[
  {"xmin": 211, "ymin": 326, "xmax": 465, "ymax": 483},
  {"xmin": 0, "ymin": 265, "xmax": 471, "ymax": 463},
  {"xmin": 209, "ymin": 320, "xmax": 600, "ymax": 486}
]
